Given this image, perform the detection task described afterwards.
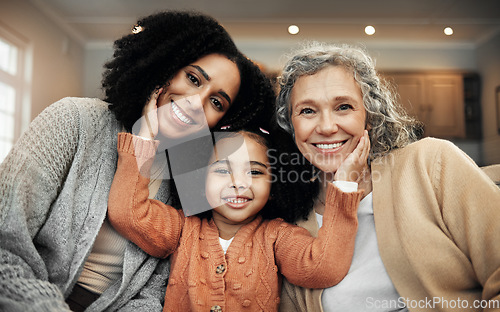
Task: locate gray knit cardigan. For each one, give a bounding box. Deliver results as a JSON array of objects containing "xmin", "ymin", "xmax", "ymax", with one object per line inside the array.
[{"xmin": 0, "ymin": 98, "xmax": 171, "ymax": 311}]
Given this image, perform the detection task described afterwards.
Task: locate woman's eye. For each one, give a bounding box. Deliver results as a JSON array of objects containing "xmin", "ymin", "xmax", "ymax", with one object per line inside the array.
[
  {"xmin": 211, "ymin": 98, "xmax": 224, "ymax": 112},
  {"xmin": 299, "ymin": 108, "xmax": 314, "ymax": 115},
  {"xmin": 338, "ymin": 104, "xmax": 353, "ymax": 111},
  {"xmin": 187, "ymin": 73, "xmax": 200, "ymax": 86}
]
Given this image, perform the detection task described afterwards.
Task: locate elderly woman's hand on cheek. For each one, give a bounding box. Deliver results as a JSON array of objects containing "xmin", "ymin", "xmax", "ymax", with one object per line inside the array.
[{"xmin": 334, "ymin": 130, "xmax": 370, "ymax": 183}]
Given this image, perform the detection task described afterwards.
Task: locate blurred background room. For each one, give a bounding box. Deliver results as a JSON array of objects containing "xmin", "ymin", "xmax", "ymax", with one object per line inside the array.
[{"xmin": 1, "ymin": 0, "xmax": 499, "ymax": 165}]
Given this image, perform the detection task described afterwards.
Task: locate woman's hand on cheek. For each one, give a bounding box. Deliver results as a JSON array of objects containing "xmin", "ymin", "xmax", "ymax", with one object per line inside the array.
[
  {"xmin": 334, "ymin": 130, "xmax": 370, "ymax": 182},
  {"xmin": 138, "ymin": 88, "xmax": 163, "ymax": 139}
]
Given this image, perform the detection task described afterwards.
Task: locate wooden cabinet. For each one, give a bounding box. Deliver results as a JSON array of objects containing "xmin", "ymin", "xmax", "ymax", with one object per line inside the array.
[{"xmin": 384, "ymin": 72, "xmax": 466, "ymax": 138}]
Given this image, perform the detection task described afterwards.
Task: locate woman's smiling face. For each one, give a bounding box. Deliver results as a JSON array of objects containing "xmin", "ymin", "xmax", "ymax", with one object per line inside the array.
[
  {"xmin": 156, "ymin": 53, "xmax": 241, "ymax": 139},
  {"xmin": 290, "ymin": 65, "xmax": 367, "ymax": 174}
]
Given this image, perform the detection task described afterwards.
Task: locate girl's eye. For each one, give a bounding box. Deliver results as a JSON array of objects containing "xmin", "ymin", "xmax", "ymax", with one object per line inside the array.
[
  {"xmin": 249, "ymin": 169, "xmax": 264, "ymax": 176},
  {"xmin": 299, "ymin": 108, "xmax": 314, "ymax": 115},
  {"xmin": 187, "ymin": 73, "xmax": 200, "ymax": 86},
  {"xmin": 211, "ymin": 98, "xmax": 224, "ymax": 112},
  {"xmin": 214, "ymin": 168, "xmax": 230, "ymax": 174},
  {"xmin": 338, "ymin": 104, "xmax": 353, "ymax": 111}
]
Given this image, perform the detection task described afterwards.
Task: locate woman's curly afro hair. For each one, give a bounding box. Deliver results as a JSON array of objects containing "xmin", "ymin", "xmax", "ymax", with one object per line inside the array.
[{"xmin": 102, "ymin": 10, "xmax": 275, "ymax": 133}]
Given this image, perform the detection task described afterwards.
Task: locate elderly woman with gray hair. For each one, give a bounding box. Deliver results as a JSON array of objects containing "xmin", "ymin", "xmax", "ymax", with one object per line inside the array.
[{"xmin": 274, "ymin": 42, "xmax": 500, "ymax": 312}]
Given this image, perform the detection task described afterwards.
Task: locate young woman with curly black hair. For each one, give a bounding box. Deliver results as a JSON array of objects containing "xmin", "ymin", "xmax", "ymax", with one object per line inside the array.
[
  {"xmin": 103, "ymin": 11, "xmax": 272, "ymax": 134},
  {"xmin": 0, "ymin": 10, "xmax": 275, "ymax": 312}
]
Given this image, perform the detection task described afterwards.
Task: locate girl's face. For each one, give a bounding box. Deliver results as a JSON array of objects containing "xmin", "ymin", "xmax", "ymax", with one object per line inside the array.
[
  {"xmin": 206, "ymin": 134, "xmax": 271, "ymax": 227},
  {"xmin": 290, "ymin": 65, "xmax": 367, "ymax": 174},
  {"xmin": 156, "ymin": 53, "xmax": 241, "ymax": 139}
]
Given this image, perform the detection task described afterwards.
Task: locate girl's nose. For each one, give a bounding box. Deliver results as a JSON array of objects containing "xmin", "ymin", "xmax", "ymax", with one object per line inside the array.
[{"xmin": 229, "ymin": 172, "xmax": 251, "ymax": 193}]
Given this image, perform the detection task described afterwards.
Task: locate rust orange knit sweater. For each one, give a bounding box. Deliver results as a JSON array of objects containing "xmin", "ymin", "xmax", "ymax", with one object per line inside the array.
[{"xmin": 108, "ymin": 133, "xmax": 363, "ymax": 312}]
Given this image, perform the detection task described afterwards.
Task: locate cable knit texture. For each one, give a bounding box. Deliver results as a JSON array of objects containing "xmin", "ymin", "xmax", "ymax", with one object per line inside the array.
[
  {"xmin": 280, "ymin": 138, "xmax": 500, "ymax": 312},
  {"xmin": 0, "ymin": 98, "xmax": 170, "ymax": 312},
  {"xmin": 108, "ymin": 133, "xmax": 363, "ymax": 312}
]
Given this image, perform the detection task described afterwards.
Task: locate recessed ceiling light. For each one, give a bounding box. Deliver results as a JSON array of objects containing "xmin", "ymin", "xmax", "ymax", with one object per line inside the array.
[
  {"xmin": 288, "ymin": 25, "xmax": 299, "ymax": 35},
  {"xmin": 444, "ymin": 27, "xmax": 454, "ymax": 36},
  {"xmin": 365, "ymin": 25, "xmax": 376, "ymax": 36}
]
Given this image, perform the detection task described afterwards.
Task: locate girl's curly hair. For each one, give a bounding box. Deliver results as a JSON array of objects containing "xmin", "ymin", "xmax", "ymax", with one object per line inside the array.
[
  {"xmin": 264, "ymin": 125, "xmax": 320, "ymax": 223},
  {"xmin": 102, "ymin": 10, "xmax": 275, "ymax": 133}
]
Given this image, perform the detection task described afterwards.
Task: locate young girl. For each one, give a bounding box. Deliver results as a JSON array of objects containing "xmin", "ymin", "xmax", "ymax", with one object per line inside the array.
[{"xmin": 107, "ymin": 127, "xmax": 368, "ymax": 311}]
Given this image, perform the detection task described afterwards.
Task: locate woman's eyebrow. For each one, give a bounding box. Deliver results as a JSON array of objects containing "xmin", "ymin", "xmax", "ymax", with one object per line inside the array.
[
  {"xmin": 334, "ymin": 96, "xmax": 356, "ymax": 102},
  {"xmin": 189, "ymin": 65, "xmax": 232, "ymax": 105},
  {"xmin": 295, "ymin": 96, "xmax": 355, "ymax": 104},
  {"xmin": 189, "ymin": 65, "xmax": 210, "ymax": 81},
  {"xmin": 293, "ymin": 99, "xmax": 314, "ymax": 106},
  {"xmin": 219, "ymin": 91, "xmax": 232, "ymax": 105}
]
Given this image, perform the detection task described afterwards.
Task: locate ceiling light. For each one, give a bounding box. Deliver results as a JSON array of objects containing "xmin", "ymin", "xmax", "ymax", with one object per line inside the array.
[
  {"xmin": 365, "ymin": 25, "xmax": 376, "ymax": 36},
  {"xmin": 444, "ymin": 27, "xmax": 453, "ymax": 36},
  {"xmin": 288, "ymin": 25, "xmax": 299, "ymax": 35}
]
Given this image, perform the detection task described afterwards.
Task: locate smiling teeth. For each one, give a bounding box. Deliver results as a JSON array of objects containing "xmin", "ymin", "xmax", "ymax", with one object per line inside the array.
[
  {"xmin": 316, "ymin": 142, "xmax": 343, "ymax": 149},
  {"xmin": 172, "ymin": 102, "xmax": 194, "ymax": 124},
  {"xmin": 225, "ymin": 198, "xmax": 249, "ymax": 204}
]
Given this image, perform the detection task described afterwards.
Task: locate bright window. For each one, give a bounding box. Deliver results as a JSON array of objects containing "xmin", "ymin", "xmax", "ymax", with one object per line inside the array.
[
  {"xmin": 0, "ymin": 38, "xmax": 18, "ymax": 75},
  {"xmin": 0, "ymin": 29, "xmax": 30, "ymax": 163},
  {"xmin": 0, "ymin": 81, "xmax": 15, "ymax": 160}
]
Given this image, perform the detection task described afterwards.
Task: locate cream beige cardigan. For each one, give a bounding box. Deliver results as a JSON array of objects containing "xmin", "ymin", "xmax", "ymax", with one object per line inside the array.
[{"xmin": 280, "ymin": 138, "xmax": 500, "ymax": 312}]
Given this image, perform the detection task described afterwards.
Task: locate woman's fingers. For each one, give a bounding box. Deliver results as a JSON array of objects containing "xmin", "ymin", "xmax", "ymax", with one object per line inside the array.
[
  {"xmin": 138, "ymin": 87, "xmax": 163, "ymax": 139},
  {"xmin": 354, "ymin": 130, "xmax": 370, "ymax": 165},
  {"xmin": 143, "ymin": 87, "xmax": 162, "ymax": 114},
  {"xmin": 361, "ymin": 130, "xmax": 370, "ymax": 163},
  {"xmin": 357, "ymin": 130, "xmax": 371, "ymax": 183},
  {"xmin": 334, "ymin": 130, "xmax": 370, "ymax": 182}
]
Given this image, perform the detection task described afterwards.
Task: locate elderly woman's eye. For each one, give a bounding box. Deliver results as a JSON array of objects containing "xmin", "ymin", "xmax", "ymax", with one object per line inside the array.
[
  {"xmin": 299, "ymin": 108, "xmax": 314, "ymax": 114},
  {"xmin": 338, "ymin": 104, "xmax": 353, "ymax": 111}
]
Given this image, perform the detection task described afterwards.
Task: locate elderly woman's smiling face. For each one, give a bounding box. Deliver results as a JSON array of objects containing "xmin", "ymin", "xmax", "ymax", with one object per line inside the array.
[{"xmin": 290, "ymin": 65, "xmax": 367, "ymax": 174}]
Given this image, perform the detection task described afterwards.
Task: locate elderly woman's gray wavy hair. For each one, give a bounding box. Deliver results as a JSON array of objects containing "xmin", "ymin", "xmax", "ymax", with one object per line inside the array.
[{"xmin": 276, "ymin": 42, "xmax": 422, "ymax": 160}]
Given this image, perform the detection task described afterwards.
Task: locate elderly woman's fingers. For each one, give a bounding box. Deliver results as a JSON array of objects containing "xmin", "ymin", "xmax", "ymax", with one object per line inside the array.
[
  {"xmin": 361, "ymin": 130, "xmax": 370, "ymax": 162},
  {"xmin": 333, "ymin": 130, "xmax": 370, "ymax": 182}
]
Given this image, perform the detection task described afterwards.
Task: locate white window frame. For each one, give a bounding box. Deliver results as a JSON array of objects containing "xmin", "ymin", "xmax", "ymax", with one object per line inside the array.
[{"xmin": 0, "ymin": 23, "xmax": 32, "ymax": 162}]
